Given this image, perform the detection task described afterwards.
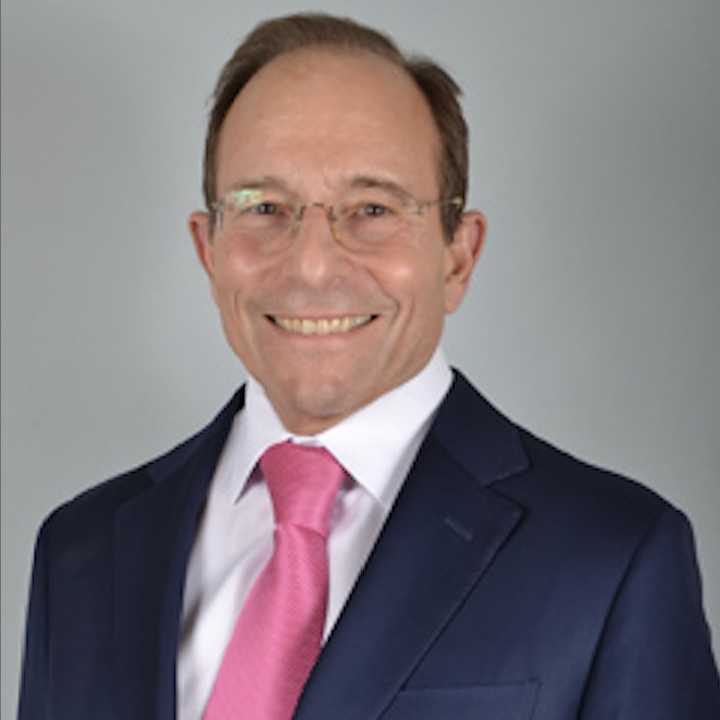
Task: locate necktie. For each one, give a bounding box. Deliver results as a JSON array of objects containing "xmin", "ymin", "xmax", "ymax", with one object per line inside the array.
[{"xmin": 203, "ymin": 442, "xmax": 346, "ymax": 720}]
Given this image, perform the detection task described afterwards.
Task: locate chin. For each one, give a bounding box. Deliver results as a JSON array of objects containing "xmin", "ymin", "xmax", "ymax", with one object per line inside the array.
[{"xmin": 279, "ymin": 379, "xmax": 374, "ymax": 433}]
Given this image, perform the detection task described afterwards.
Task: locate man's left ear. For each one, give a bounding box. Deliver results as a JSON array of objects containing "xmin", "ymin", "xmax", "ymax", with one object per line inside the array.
[{"xmin": 443, "ymin": 210, "xmax": 486, "ymax": 313}]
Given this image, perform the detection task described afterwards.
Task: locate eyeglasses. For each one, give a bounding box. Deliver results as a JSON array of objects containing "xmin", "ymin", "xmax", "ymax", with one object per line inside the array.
[{"xmin": 210, "ymin": 187, "xmax": 463, "ymax": 249}]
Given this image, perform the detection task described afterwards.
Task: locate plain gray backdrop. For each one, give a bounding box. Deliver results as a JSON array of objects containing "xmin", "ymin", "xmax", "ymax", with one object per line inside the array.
[{"xmin": 2, "ymin": 0, "xmax": 719, "ymax": 715}]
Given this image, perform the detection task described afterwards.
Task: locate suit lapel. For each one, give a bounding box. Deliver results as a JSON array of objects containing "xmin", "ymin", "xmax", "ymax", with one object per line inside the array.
[
  {"xmin": 296, "ymin": 373, "xmax": 529, "ymax": 720},
  {"xmin": 112, "ymin": 391, "xmax": 241, "ymax": 720}
]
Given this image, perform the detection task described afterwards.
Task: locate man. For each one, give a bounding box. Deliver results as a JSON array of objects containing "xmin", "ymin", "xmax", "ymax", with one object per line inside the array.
[{"xmin": 18, "ymin": 12, "xmax": 719, "ymax": 720}]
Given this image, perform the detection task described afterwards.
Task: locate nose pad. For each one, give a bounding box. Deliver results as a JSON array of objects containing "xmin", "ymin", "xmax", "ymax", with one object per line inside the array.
[{"xmin": 328, "ymin": 213, "xmax": 341, "ymax": 243}]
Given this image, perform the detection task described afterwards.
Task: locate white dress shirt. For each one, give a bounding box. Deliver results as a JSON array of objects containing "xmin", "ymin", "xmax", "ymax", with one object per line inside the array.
[{"xmin": 177, "ymin": 348, "xmax": 453, "ymax": 720}]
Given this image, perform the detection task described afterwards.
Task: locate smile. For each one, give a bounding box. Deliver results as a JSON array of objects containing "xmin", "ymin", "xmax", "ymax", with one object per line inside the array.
[{"xmin": 271, "ymin": 315, "xmax": 374, "ymax": 336}]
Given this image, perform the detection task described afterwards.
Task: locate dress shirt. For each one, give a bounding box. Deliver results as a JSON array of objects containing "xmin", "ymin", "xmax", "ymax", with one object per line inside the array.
[{"xmin": 177, "ymin": 347, "xmax": 453, "ymax": 720}]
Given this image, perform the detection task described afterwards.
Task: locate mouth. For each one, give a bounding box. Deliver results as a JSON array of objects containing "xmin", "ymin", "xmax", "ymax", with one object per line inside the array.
[{"xmin": 270, "ymin": 315, "xmax": 375, "ymax": 336}]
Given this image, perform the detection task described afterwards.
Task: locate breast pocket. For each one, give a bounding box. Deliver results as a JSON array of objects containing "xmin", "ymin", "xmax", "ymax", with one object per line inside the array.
[{"xmin": 380, "ymin": 680, "xmax": 539, "ymax": 720}]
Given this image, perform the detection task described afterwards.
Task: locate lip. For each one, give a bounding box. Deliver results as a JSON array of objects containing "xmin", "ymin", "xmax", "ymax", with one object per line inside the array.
[{"xmin": 269, "ymin": 315, "xmax": 375, "ymax": 336}]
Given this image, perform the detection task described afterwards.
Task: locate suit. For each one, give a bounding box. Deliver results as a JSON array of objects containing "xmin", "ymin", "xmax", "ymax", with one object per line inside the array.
[{"xmin": 18, "ymin": 371, "xmax": 720, "ymax": 719}]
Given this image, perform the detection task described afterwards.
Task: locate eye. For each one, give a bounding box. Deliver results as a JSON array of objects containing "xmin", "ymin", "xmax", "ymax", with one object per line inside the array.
[
  {"xmin": 245, "ymin": 201, "xmax": 280, "ymax": 216},
  {"xmin": 358, "ymin": 203, "xmax": 392, "ymax": 218}
]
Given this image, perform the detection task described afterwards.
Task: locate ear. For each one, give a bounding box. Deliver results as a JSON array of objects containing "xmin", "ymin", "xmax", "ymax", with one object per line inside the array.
[
  {"xmin": 189, "ymin": 210, "xmax": 216, "ymax": 281},
  {"xmin": 443, "ymin": 210, "xmax": 486, "ymax": 314}
]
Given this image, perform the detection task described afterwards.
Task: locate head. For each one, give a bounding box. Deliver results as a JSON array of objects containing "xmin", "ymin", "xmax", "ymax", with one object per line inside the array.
[{"xmin": 191, "ymin": 13, "xmax": 486, "ymax": 434}]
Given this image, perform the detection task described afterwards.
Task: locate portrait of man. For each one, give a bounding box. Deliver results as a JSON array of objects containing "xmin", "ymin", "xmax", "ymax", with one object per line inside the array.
[{"xmin": 5, "ymin": 6, "xmax": 719, "ymax": 720}]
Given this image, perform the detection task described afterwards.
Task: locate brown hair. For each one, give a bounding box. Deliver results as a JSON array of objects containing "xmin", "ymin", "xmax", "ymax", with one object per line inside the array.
[{"xmin": 203, "ymin": 13, "xmax": 468, "ymax": 238}]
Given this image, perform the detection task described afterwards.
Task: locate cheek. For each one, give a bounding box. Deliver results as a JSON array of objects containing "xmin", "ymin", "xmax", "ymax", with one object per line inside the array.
[
  {"xmin": 210, "ymin": 267, "xmax": 238, "ymax": 314},
  {"xmin": 208, "ymin": 262, "xmax": 254, "ymax": 337},
  {"xmin": 373, "ymin": 242, "xmax": 442, "ymax": 295},
  {"xmin": 397, "ymin": 247, "xmax": 449, "ymax": 308},
  {"xmin": 210, "ymin": 246, "xmax": 260, "ymax": 305},
  {"xmin": 373, "ymin": 252, "xmax": 448, "ymax": 348}
]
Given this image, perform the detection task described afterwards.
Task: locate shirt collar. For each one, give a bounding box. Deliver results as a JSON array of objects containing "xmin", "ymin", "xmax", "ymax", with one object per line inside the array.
[{"xmin": 223, "ymin": 347, "xmax": 453, "ymax": 509}]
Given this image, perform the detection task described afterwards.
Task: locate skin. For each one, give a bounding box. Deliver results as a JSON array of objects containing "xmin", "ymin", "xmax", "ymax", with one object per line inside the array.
[{"xmin": 190, "ymin": 48, "xmax": 486, "ymax": 435}]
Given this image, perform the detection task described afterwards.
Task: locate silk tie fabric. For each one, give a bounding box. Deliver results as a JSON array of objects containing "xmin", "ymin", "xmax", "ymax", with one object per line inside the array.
[{"xmin": 203, "ymin": 442, "xmax": 346, "ymax": 720}]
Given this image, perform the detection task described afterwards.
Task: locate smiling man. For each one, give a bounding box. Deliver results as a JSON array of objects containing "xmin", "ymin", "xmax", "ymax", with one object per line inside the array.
[{"xmin": 18, "ymin": 13, "xmax": 719, "ymax": 720}]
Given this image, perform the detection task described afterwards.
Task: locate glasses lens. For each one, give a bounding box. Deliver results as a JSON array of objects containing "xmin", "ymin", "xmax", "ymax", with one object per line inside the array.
[
  {"xmin": 221, "ymin": 189, "xmax": 293, "ymax": 242},
  {"xmin": 337, "ymin": 194, "xmax": 411, "ymax": 243}
]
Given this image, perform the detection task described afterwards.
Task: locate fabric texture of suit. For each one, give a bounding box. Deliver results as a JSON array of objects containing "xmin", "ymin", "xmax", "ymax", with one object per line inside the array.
[{"xmin": 18, "ymin": 371, "xmax": 720, "ymax": 719}]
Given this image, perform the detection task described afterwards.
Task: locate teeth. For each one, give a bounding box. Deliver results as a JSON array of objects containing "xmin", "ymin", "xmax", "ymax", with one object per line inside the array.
[{"xmin": 273, "ymin": 315, "xmax": 373, "ymax": 336}]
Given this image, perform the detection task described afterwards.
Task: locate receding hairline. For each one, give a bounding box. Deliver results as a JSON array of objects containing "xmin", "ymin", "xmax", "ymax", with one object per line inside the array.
[
  {"xmin": 213, "ymin": 45, "xmax": 445, "ymax": 192},
  {"xmin": 236, "ymin": 43, "xmax": 417, "ymax": 89},
  {"xmin": 220, "ymin": 44, "xmax": 439, "ymax": 125}
]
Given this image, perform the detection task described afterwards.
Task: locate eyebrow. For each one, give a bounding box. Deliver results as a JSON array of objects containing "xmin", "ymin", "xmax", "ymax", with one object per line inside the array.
[
  {"xmin": 226, "ymin": 176, "xmax": 292, "ymax": 194},
  {"xmin": 342, "ymin": 174, "xmax": 416, "ymax": 203},
  {"xmin": 224, "ymin": 174, "xmax": 416, "ymax": 203}
]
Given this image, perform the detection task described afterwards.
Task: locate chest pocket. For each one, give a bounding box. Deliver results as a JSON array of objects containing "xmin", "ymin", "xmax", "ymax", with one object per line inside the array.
[{"xmin": 380, "ymin": 680, "xmax": 539, "ymax": 720}]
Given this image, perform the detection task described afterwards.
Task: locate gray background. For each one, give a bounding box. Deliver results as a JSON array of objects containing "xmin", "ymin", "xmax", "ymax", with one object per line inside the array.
[{"xmin": 2, "ymin": 0, "xmax": 719, "ymax": 714}]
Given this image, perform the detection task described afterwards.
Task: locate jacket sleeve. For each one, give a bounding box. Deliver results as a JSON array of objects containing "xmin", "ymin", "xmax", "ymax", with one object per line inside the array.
[{"xmin": 578, "ymin": 507, "xmax": 720, "ymax": 719}]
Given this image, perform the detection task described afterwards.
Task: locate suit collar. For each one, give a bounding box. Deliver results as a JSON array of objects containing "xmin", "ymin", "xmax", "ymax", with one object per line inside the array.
[
  {"xmin": 432, "ymin": 370, "xmax": 529, "ymax": 487},
  {"xmin": 296, "ymin": 371, "xmax": 530, "ymax": 720}
]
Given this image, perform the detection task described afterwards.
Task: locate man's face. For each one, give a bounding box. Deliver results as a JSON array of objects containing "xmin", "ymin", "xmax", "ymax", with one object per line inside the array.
[{"xmin": 191, "ymin": 49, "xmax": 484, "ymax": 434}]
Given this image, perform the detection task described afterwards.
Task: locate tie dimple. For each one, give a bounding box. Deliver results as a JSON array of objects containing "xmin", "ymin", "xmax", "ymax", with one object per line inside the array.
[{"xmin": 261, "ymin": 443, "xmax": 344, "ymax": 533}]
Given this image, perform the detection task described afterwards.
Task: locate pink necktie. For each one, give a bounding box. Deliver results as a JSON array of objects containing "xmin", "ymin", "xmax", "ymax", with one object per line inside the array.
[{"xmin": 203, "ymin": 442, "xmax": 346, "ymax": 720}]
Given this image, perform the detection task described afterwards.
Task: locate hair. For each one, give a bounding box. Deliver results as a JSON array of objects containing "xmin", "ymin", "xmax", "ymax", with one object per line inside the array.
[{"xmin": 203, "ymin": 13, "xmax": 468, "ymax": 239}]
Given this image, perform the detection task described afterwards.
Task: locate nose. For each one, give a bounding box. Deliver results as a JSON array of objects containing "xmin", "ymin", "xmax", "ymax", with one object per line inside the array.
[{"xmin": 289, "ymin": 204, "xmax": 349, "ymax": 286}]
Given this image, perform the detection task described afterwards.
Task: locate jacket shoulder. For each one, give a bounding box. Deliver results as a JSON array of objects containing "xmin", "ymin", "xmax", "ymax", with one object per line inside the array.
[
  {"xmin": 440, "ymin": 370, "xmax": 674, "ymax": 534},
  {"xmin": 38, "ymin": 389, "xmax": 243, "ymax": 550}
]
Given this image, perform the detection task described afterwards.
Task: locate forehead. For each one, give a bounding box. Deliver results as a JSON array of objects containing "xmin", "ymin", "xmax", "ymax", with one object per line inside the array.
[{"xmin": 215, "ymin": 48, "xmax": 441, "ymax": 195}]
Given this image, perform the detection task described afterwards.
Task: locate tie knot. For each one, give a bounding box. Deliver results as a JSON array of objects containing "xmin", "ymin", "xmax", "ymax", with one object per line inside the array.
[{"xmin": 259, "ymin": 442, "xmax": 346, "ymax": 535}]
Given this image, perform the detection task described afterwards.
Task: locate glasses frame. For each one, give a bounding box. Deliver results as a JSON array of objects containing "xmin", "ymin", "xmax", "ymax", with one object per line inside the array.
[{"xmin": 209, "ymin": 191, "xmax": 464, "ymax": 245}]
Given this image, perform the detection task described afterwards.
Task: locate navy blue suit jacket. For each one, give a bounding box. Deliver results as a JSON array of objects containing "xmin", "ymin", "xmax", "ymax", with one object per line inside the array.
[{"xmin": 18, "ymin": 372, "xmax": 720, "ymax": 718}]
